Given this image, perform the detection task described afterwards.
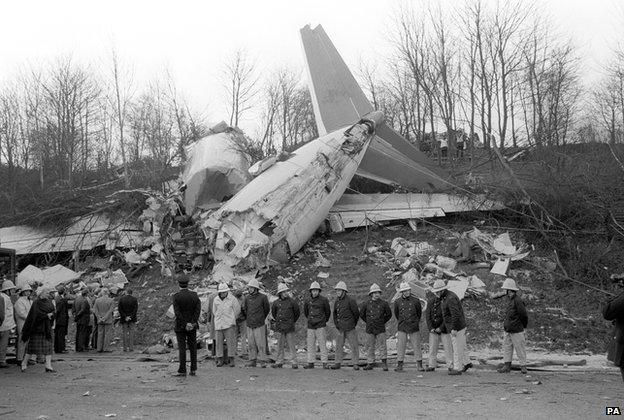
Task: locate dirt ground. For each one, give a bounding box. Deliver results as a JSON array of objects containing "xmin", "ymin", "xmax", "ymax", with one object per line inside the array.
[{"xmin": 1, "ymin": 351, "xmax": 622, "ymax": 419}]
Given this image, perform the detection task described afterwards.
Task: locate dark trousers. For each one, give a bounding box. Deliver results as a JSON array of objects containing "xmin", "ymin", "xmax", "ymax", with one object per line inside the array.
[
  {"xmin": 176, "ymin": 330, "xmax": 197, "ymax": 373},
  {"xmin": 76, "ymin": 324, "xmax": 89, "ymax": 351},
  {"xmin": 90, "ymin": 325, "xmax": 97, "ymax": 349},
  {"xmin": 54, "ymin": 324, "xmax": 67, "ymax": 353}
]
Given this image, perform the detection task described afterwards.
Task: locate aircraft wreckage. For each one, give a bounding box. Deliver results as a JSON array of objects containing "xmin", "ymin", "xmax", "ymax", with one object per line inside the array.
[{"xmin": 197, "ymin": 24, "xmax": 501, "ymax": 282}]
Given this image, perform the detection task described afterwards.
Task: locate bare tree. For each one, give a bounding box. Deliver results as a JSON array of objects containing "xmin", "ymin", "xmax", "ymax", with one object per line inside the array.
[
  {"xmin": 222, "ymin": 49, "xmax": 258, "ymax": 128},
  {"xmin": 109, "ymin": 47, "xmax": 134, "ymax": 187}
]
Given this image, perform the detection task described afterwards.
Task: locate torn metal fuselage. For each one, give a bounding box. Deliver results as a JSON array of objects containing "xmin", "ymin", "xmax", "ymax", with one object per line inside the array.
[{"xmin": 202, "ymin": 111, "xmax": 384, "ymax": 282}]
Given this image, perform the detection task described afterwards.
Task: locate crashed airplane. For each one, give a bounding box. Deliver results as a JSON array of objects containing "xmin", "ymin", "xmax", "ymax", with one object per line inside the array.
[
  {"xmin": 199, "ymin": 24, "xmax": 466, "ymax": 281},
  {"xmin": 198, "ymin": 25, "xmax": 506, "ymax": 282}
]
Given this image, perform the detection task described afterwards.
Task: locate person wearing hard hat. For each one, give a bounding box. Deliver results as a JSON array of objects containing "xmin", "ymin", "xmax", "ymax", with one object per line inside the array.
[
  {"xmin": 498, "ymin": 278, "xmax": 529, "ymax": 374},
  {"xmin": 425, "ymin": 280, "xmax": 453, "ymax": 372},
  {"xmin": 331, "ymin": 281, "xmax": 360, "ymax": 370},
  {"xmin": 440, "ymin": 281, "xmax": 472, "ymax": 375},
  {"xmin": 212, "ymin": 282, "xmax": 241, "ymax": 367},
  {"xmin": 603, "ymin": 274, "xmax": 624, "ymax": 382},
  {"xmin": 14, "ymin": 285, "xmax": 33, "ymax": 364},
  {"xmin": 172, "ymin": 275, "xmax": 202, "ymax": 376},
  {"xmin": 360, "ymin": 283, "xmax": 392, "ymax": 371},
  {"xmin": 271, "ymin": 283, "xmax": 300, "ymax": 368},
  {"xmin": 0, "ymin": 280, "xmax": 17, "ymax": 368},
  {"xmin": 303, "ymin": 281, "xmax": 331, "ymax": 369},
  {"xmin": 242, "ymin": 278, "xmax": 270, "ymax": 368},
  {"xmin": 394, "ymin": 282, "xmax": 424, "ymax": 372}
]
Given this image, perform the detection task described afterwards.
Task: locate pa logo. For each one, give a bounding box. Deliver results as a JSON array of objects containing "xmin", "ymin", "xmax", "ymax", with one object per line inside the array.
[{"xmin": 606, "ymin": 407, "xmax": 622, "ymax": 415}]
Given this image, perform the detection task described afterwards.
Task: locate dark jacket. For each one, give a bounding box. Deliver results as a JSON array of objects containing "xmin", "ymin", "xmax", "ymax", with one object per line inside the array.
[
  {"xmin": 243, "ymin": 292, "xmax": 270, "ymax": 329},
  {"xmin": 441, "ymin": 290, "xmax": 466, "ymax": 331},
  {"xmin": 22, "ymin": 297, "xmax": 55, "ymax": 341},
  {"xmin": 603, "ymin": 290, "xmax": 624, "ymax": 367},
  {"xmin": 394, "ymin": 295, "xmax": 422, "ymax": 333},
  {"xmin": 173, "ymin": 288, "xmax": 201, "ymax": 333},
  {"xmin": 55, "ymin": 296, "xmax": 70, "ymax": 326},
  {"xmin": 73, "ymin": 295, "xmax": 91, "ymax": 326},
  {"xmin": 333, "ymin": 295, "xmax": 360, "ymax": 332},
  {"xmin": 303, "ymin": 294, "xmax": 331, "ymax": 329},
  {"xmin": 426, "ymin": 296, "xmax": 448, "ymax": 334},
  {"xmin": 360, "ymin": 298, "xmax": 392, "ymax": 335},
  {"xmin": 0, "ymin": 296, "xmax": 4, "ymax": 326},
  {"xmin": 503, "ymin": 294, "xmax": 528, "ymax": 333},
  {"xmin": 118, "ymin": 294, "xmax": 139, "ymax": 324},
  {"xmin": 271, "ymin": 296, "xmax": 300, "ymax": 333}
]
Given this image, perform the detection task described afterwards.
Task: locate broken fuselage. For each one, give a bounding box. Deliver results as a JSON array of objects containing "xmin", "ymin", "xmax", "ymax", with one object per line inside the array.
[{"xmin": 201, "ymin": 111, "xmax": 384, "ymax": 282}]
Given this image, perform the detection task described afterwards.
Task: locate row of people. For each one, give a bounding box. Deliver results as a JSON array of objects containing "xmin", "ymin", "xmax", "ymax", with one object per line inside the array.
[
  {"xmin": 171, "ymin": 275, "xmax": 529, "ymax": 376},
  {"xmin": 0, "ymin": 279, "xmax": 139, "ymax": 372}
]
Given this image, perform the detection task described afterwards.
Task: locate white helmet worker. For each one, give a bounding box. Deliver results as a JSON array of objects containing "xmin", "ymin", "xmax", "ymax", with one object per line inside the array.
[
  {"xmin": 501, "ymin": 278, "xmax": 519, "ymax": 291},
  {"xmin": 431, "ymin": 280, "xmax": 447, "ymax": 293},
  {"xmin": 398, "ymin": 282, "xmax": 411, "ymax": 293},
  {"xmin": 368, "ymin": 283, "xmax": 382, "ymax": 295},
  {"xmin": 248, "ymin": 278, "xmax": 260, "ymax": 289},
  {"xmin": 217, "ymin": 283, "xmax": 230, "ymax": 293},
  {"xmin": 277, "ymin": 283, "xmax": 289, "ymax": 294},
  {"xmin": 334, "ymin": 281, "xmax": 348, "ymax": 292},
  {"xmin": 1, "ymin": 280, "xmax": 16, "ymax": 292},
  {"xmin": 309, "ymin": 281, "xmax": 321, "ymax": 291}
]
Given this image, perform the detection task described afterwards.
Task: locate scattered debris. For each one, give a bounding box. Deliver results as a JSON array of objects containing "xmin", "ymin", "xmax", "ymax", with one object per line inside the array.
[
  {"xmin": 314, "ymin": 251, "xmax": 331, "ymax": 268},
  {"xmin": 142, "ymin": 345, "xmax": 170, "ymax": 355}
]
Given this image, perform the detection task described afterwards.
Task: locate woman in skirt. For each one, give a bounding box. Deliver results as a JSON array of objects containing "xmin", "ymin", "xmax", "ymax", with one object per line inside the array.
[{"xmin": 20, "ymin": 286, "xmax": 56, "ymax": 373}]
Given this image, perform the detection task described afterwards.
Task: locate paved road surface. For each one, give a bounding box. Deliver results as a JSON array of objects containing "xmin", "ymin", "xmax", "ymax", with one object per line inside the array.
[{"xmin": 1, "ymin": 353, "xmax": 621, "ymax": 419}]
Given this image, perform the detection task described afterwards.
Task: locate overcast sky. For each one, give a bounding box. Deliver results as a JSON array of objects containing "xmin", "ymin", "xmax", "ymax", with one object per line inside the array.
[{"xmin": 1, "ymin": 0, "xmax": 622, "ymax": 134}]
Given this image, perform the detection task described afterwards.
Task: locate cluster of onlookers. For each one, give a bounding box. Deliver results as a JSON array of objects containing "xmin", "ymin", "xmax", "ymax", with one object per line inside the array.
[
  {"xmin": 0, "ymin": 278, "xmax": 139, "ymax": 373},
  {"xmin": 171, "ymin": 274, "xmax": 531, "ymax": 376}
]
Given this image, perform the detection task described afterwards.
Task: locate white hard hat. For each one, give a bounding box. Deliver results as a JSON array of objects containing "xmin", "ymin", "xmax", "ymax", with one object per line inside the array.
[
  {"xmin": 1, "ymin": 280, "xmax": 16, "ymax": 292},
  {"xmin": 19, "ymin": 284, "xmax": 33, "ymax": 293},
  {"xmin": 334, "ymin": 281, "xmax": 348, "ymax": 292},
  {"xmin": 248, "ymin": 278, "xmax": 260, "ymax": 289},
  {"xmin": 399, "ymin": 282, "xmax": 411, "ymax": 293},
  {"xmin": 277, "ymin": 283, "xmax": 289, "ymax": 294},
  {"xmin": 368, "ymin": 283, "xmax": 381, "ymax": 295},
  {"xmin": 501, "ymin": 278, "xmax": 519, "ymax": 291},
  {"xmin": 431, "ymin": 280, "xmax": 447, "ymax": 293},
  {"xmin": 217, "ymin": 283, "xmax": 230, "ymax": 293},
  {"xmin": 309, "ymin": 281, "xmax": 321, "ymax": 291}
]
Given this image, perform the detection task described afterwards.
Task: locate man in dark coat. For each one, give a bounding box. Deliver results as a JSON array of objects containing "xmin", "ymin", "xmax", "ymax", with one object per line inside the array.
[
  {"xmin": 394, "ymin": 282, "xmax": 424, "ymax": 372},
  {"xmin": 440, "ymin": 283, "xmax": 472, "ymax": 375},
  {"xmin": 425, "ymin": 280, "xmax": 453, "ymax": 372},
  {"xmin": 303, "ymin": 281, "xmax": 331, "ymax": 369},
  {"xmin": 73, "ymin": 289, "xmax": 91, "ymax": 352},
  {"xmin": 271, "ymin": 283, "xmax": 300, "ymax": 369},
  {"xmin": 172, "ymin": 276, "xmax": 201, "ymax": 377},
  {"xmin": 360, "ymin": 283, "xmax": 392, "ymax": 371},
  {"xmin": 331, "ymin": 281, "xmax": 360, "ymax": 370},
  {"xmin": 603, "ymin": 275, "xmax": 624, "ymax": 382},
  {"xmin": 118, "ymin": 289, "xmax": 139, "ymax": 352},
  {"xmin": 498, "ymin": 278, "xmax": 529, "ymax": 374},
  {"xmin": 54, "ymin": 287, "xmax": 70, "ymax": 353},
  {"xmin": 242, "ymin": 279, "xmax": 270, "ymax": 368}
]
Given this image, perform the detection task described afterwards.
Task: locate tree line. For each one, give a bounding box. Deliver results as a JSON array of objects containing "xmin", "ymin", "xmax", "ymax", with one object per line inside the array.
[{"xmin": 1, "ymin": 0, "xmax": 623, "ymax": 217}]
